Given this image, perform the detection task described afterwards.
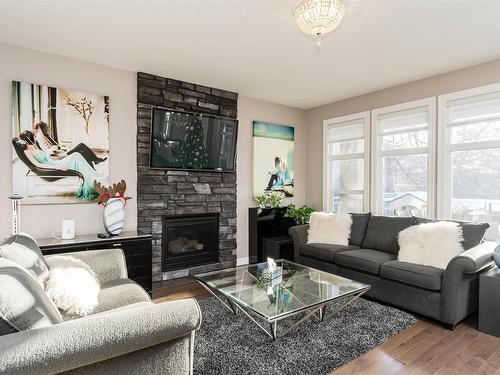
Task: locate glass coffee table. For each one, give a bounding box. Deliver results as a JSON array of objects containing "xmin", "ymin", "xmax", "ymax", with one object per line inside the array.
[{"xmin": 194, "ymin": 260, "xmax": 370, "ymax": 340}]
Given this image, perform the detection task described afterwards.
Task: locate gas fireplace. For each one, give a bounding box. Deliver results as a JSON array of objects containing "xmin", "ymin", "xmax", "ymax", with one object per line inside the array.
[{"xmin": 162, "ymin": 213, "xmax": 219, "ymax": 271}]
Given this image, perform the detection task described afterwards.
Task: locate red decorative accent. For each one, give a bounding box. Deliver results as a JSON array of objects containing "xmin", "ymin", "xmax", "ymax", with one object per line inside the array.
[{"xmin": 98, "ymin": 194, "xmax": 130, "ymax": 207}]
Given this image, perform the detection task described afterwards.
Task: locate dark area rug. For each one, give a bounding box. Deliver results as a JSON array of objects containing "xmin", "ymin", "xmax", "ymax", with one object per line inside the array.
[{"xmin": 194, "ymin": 297, "xmax": 416, "ymax": 375}]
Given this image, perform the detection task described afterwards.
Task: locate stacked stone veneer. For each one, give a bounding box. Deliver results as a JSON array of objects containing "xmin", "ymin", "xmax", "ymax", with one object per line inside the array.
[{"xmin": 136, "ymin": 72, "xmax": 238, "ymax": 281}]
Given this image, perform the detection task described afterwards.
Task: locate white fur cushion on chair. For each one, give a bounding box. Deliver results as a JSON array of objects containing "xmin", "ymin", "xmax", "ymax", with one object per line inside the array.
[
  {"xmin": 307, "ymin": 212, "xmax": 353, "ymax": 246},
  {"xmin": 45, "ymin": 255, "xmax": 100, "ymax": 317},
  {"xmin": 398, "ymin": 221, "xmax": 464, "ymax": 269}
]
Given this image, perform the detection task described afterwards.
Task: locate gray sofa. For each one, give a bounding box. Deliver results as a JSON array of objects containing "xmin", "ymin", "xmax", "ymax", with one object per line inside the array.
[
  {"xmin": 289, "ymin": 214, "xmax": 498, "ymax": 328},
  {"xmin": 0, "ymin": 234, "xmax": 201, "ymax": 375}
]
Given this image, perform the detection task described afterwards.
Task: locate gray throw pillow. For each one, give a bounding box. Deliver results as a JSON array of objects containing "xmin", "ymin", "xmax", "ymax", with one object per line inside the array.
[
  {"xmin": 0, "ymin": 233, "xmax": 49, "ymax": 286},
  {"xmin": 0, "ymin": 258, "xmax": 62, "ymax": 336},
  {"xmin": 362, "ymin": 216, "xmax": 415, "ymax": 254},
  {"xmin": 458, "ymin": 222, "xmax": 490, "ymax": 250},
  {"xmin": 415, "ymin": 218, "xmax": 489, "ymax": 251},
  {"xmin": 349, "ymin": 213, "xmax": 372, "ymax": 246}
]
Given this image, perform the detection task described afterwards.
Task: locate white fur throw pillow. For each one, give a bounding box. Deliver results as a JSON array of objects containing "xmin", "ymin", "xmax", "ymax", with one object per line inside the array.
[
  {"xmin": 398, "ymin": 221, "xmax": 464, "ymax": 269},
  {"xmin": 307, "ymin": 212, "xmax": 352, "ymax": 246},
  {"xmin": 45, "ymin": 255, "xmax": 100, "ymax": 317}
]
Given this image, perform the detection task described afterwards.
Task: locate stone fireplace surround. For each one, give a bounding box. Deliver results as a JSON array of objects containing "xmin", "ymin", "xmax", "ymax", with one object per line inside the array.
[{"xmin": 136, "ymin": 72, "xmax": 238, "ymax": 281}]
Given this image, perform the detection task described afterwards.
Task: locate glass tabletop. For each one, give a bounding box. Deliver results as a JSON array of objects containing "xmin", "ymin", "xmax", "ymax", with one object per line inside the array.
[{"xmin": 194, "ymin": 260, "xmax": 370, "ymax": 321}]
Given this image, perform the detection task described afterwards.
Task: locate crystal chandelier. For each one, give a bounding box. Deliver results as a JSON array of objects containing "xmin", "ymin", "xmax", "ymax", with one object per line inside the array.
[{"xmin": 293, "ymin": 0, "xmax": 347, "ymax": 45}]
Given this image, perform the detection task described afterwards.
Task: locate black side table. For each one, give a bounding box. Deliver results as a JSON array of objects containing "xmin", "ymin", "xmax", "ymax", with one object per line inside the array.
[
  {"xmin": 38, "ymin": 232, "xmax": 153, "ymax": 295},
  {"xmin": 479, "ymin": 266, "xmax": 500, "ymax": 338},
  {"xmin": 261, "ymin": 236, "xmax": 294, "ymax": 262}
]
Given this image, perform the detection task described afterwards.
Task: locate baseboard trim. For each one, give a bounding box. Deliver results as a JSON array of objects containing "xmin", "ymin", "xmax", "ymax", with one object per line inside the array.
[{"xmin": 236, "ymin": 257, "xmax": 249, "ymax": 266}]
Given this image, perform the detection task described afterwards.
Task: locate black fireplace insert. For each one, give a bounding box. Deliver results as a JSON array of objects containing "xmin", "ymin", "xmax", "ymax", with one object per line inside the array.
[{"xmin": 162, "ymin": 213, "xmax": 219, "ymax": 271}]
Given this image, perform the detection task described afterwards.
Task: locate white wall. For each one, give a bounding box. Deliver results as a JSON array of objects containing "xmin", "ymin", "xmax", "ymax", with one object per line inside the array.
[
  {"xmin": 0, "ymin": 44, "xmax": 308, "ymax": 265},
  {"xmin": 305, "ymin": 58, "xmax": 500, "ymax": 209},
  {"xmin": 236, "ymin": 96, "xmax": 307, "ymax": 262},
  {"xmin": 6, "ymin": 44, "xmax": 499, "ymax": 262},
  {"xmin": 0, "ymin": 43, "xmax": 137, "ymax": 240}
]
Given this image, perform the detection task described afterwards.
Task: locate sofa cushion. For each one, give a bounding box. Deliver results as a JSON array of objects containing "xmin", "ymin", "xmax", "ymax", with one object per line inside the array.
[
  {"xmin": 0, "ymin": 258, "xmax": 62, "ymax": 335},
  {"xmin": 90, "ymin": 278, "xmax": 151, "ymax": 315},
  {"xmin": 301, "ymin": 243, "xmax": 359, "ymax": 262},
  {"xmin": 415, "ymin": 218, "xmax": 490, "ymax": 251},
  {"xmin": 362, "ymin": 216, "xmax": 415, "ymax": 254},
  {"xmin": 335, "ymin": 249, "xmax": 396, "ymax": 275},
  {"xmin": 380, "ymin": 260, "xmax": 444, "ymax": 291},
  {"xmin": 349, "ymin": 213, "xmax": 372, "ymax": 246},
  {"xmin": 0, "ymin": 233, "xmax": 49, "ymax": 286}
]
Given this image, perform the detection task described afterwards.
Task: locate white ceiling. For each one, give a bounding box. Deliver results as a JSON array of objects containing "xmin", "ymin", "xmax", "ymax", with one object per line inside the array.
[{"xmin": 1, "ymin": 0, "xmax": 500, "ymax": 109}]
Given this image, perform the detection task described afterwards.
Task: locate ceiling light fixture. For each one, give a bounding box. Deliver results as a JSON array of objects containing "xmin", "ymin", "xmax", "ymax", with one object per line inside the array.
[{"xmin": 293, "ymin": 0, "xmax": 347, "ymax": 46}]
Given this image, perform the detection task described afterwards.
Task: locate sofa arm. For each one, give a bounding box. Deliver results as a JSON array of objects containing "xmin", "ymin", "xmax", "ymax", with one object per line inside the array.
[
  {"xmin": 0, "ymin": 298, "xmax": 202, "ymax": 375},
  {"xmin": 45, "ymin": 248, "xmax": 128, "ymax": 284},
  {"xmin": 446, "ymin": 241, "xmax": 497, "ymax": 275},
  {"xmin": 440, "ymin": 241, "xmax": 497, "ymax": 326},
  {"xmin": 289, "ymin": 224, "xmax": 309, "ymax": 261}
]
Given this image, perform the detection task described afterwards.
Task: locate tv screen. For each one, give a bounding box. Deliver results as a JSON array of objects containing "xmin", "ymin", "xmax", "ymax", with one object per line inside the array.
[{"xmin": 150, "ymin": 107, "xmax": 238, "ymax": 171}]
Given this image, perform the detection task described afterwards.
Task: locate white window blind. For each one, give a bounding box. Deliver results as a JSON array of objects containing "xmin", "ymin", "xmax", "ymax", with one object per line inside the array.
[
  {"xmin": 372, "ymin": 98, "xmax": 435, "ymax": 218},
  {"xmin": 438, "ymin": 85, "xmax": 500, "ymax": 240},
  {"xmin": 323, "ymin": 112, "xmax": 370, "ymax": 213}
]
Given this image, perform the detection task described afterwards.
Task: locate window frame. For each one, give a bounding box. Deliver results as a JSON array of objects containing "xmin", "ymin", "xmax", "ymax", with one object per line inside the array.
[
  {"xmin": 437, "ymin": 82, "xmax": 500, "ymax": 220},
  {"xmin": 322, "ymin": 111, "xmax": 371, "ymax": 212},
  {"xmin": 371, "ymin": 97, "xmax": 437, "ymax": 217}
]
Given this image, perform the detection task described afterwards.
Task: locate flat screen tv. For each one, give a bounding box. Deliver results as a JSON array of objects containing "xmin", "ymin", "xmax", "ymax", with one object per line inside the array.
[{"xmin": 150, "ymin": 107, "xmax": 238, "ymax": 171}]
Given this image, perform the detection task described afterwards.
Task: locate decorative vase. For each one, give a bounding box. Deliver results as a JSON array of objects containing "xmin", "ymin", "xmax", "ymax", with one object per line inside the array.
[
  {"xmin": 103, "ymin": 197, "xmax": 126, "ymax": 236},
  {"xmin": 494, "ymin": 246, "xmax": 500, "ymax": 268}
]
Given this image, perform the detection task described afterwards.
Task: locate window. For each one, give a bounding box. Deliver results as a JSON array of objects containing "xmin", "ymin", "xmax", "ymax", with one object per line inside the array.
[
  {"xmin": 438, "ymin": 84, "xmax": 500, "ymax": 240},
  {"xmin": 371, "ymin": 98, "xmax": 436, "ymax": 217},
  {"xmin": 322, "ymin": 83, "xmax": 500, "ymax": 240},
  {"xmin": 323, "ymin": 112, "xmax": 370, "ymax": 213}
]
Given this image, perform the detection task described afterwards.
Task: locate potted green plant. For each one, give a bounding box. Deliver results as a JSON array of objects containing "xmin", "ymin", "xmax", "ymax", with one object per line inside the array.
[
  {"xmin": 269, "ymin": 191, "xmax": 286, "ymax": 208},
  {"xmin": 284, "ymin": 204, "xmax": 316, "ymax": 225},
  {"xmin": 254, "ymin": 192, "xmax": 269, "ymax": 209}
]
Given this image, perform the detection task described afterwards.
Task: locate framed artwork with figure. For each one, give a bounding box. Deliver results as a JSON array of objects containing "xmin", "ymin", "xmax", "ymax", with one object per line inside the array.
[
  {"xmin": 252, "ymin": 121, "xmax": 295, "ymax": 198},
  {"xmin": 11, "ymin": 80, "xmax": 110, "ymax": 204}
]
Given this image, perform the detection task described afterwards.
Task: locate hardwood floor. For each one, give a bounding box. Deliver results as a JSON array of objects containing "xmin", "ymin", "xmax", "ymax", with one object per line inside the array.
[
  {"xmin": 153, "ymin": 277, "xmax": 211, "ymax": 303},
  {"xmin": 152, "ymin": 277, "xmax": 500, "ymax": 374}
]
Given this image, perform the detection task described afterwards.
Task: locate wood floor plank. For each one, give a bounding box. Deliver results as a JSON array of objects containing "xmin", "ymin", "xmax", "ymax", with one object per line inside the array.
[
  {"xmin": 422, "ymin": 329, "xmax": 478, "ymax": 374},
  {"xmin": 330, "ymin": 356, "xmax": 372, "ymax": 375},
  {"xmin": 486, "ymin": 349, "xmax": 500, "ymax": 372},
  {"xmin": 379, "ymin": 321, "xmax": 430, "ymax": 352},
  {"xmin": 334, "ymin": 324, "xmax": 426, "ymax": 375},
  {"xmin": 390, "ymin": 325, "xmax": 443, "ymax": 361},
  {"xmin": 474, "ymin": 339, "xmax": 500, "ymax": 375},
  {"xmin": 153, "ymin": 277, "xmax": 500, "ymax": 375},
  {"xmin": 476, "ymin": 336, "xmax": 500, "ymax": 362},
  {"xmin": 359, "ymin": 352, "xmax": 407, "ymax": 375},
  {"xmin": 401, "ymin": 330, "xmax": 463, "ymax": 374},
  {"xmin": 397, "ymin": 324, "xmax": 451, "ymax": 364},
  {"xmin": 474, "ymin": 362, "xmax": 497, "ymax": 375},
  {"xmin": 438, "ymin": 355, "xmax": 488, "ymax": 375},
  {"xmin": 464, "ymin": 335, "xmax": 491, "ymax": 359}
]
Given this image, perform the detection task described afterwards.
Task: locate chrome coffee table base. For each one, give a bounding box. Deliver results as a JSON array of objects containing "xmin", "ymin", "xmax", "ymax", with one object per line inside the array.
[{"xmin": 198, "ymin": 282, "xmax": 368, "ymax": 340}]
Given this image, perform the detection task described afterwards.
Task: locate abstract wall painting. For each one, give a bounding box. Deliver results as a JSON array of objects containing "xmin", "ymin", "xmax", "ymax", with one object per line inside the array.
[
  {"xmin": 252, "ymin": 121, "xmax": 295, "ymax": 198},
  {"xmin": 11, "ymin": 81, "xmax": 110, "ymax": 204}
]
